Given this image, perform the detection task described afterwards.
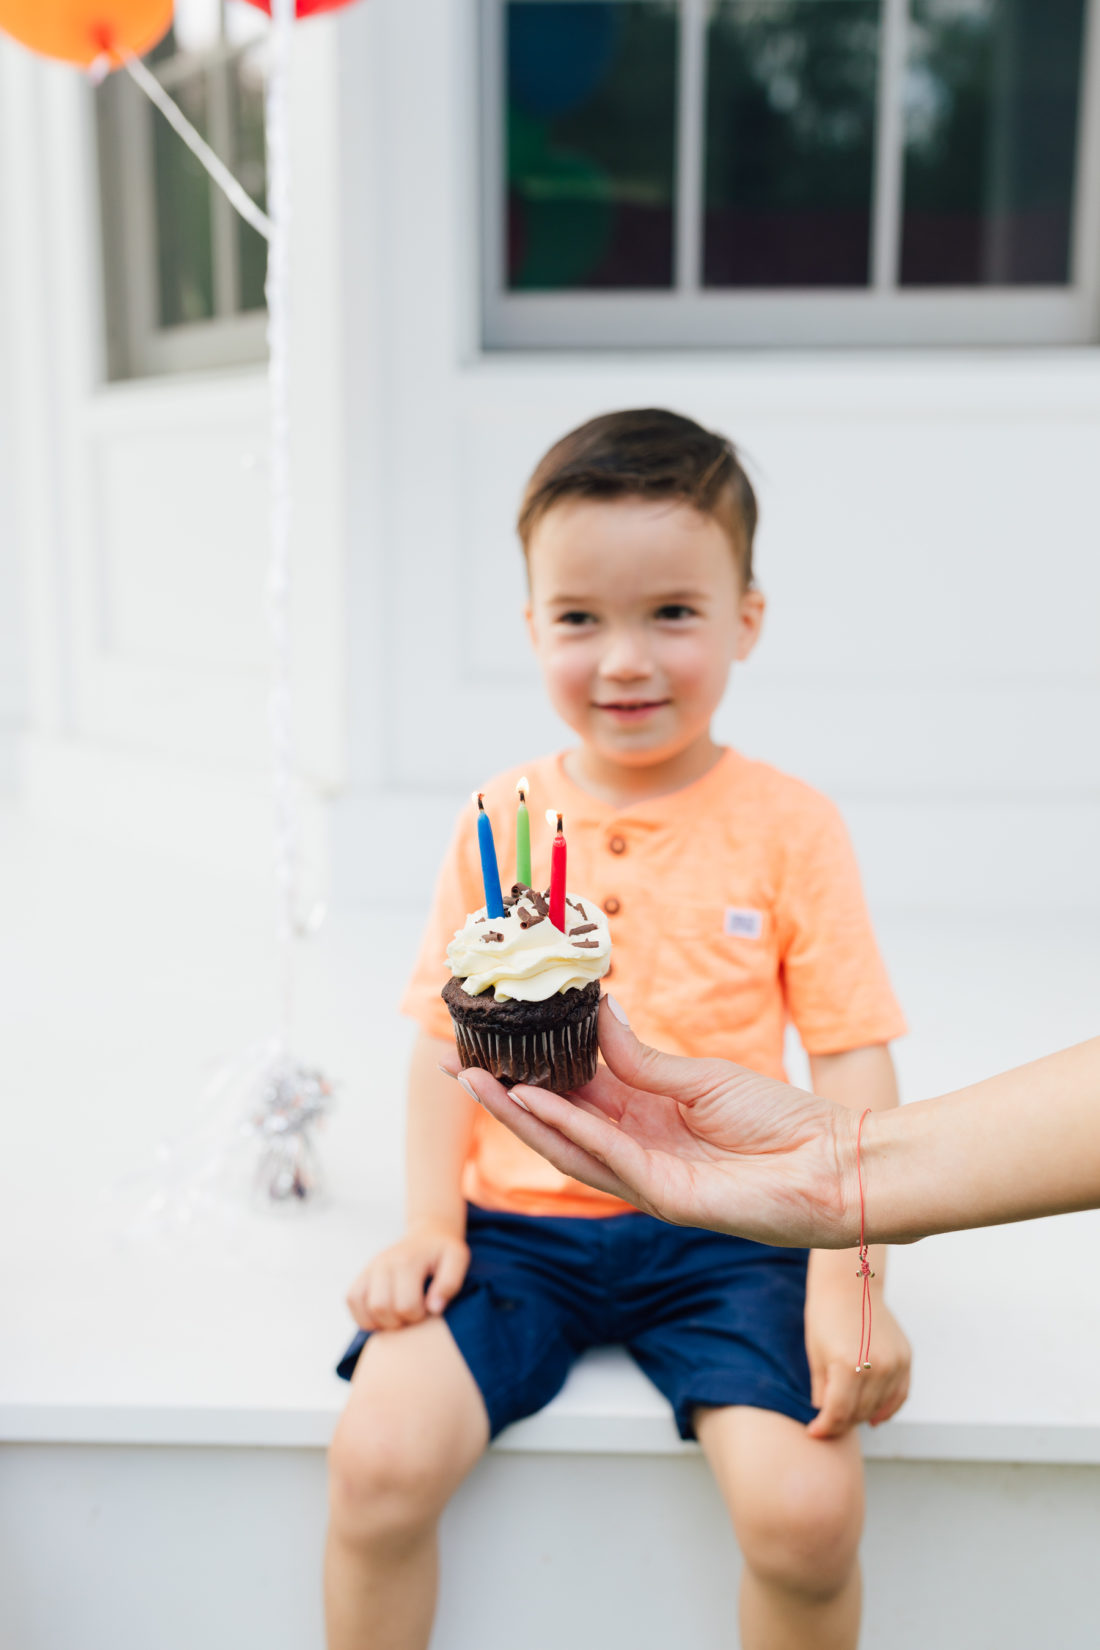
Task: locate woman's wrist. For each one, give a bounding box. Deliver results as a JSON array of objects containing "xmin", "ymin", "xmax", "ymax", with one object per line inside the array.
[
  {"xmin": 845, "ymin": 1101, "xmax": 937, "ymax": 1247},
  {"xmin": 828, "ymin": 1101, "xmax": 866, "ymax": 1249}
]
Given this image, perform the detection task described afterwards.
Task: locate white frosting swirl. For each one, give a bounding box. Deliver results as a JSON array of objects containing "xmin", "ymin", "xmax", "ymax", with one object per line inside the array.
[{"xmin": 447, "ymin": 890, "xmax": 611, "ymax": 1003}]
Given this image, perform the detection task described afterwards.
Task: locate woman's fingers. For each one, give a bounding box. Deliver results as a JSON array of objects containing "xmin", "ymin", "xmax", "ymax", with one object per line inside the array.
[
  {"xmin": 596, "ymin": 995, "xmax": 719, "ymax": 1106},
  {"xmin": 567, "ymin": 1062, "xmax": 638, "ymax": 1121},
  {"xmin": 509, "ymin": 1081, "xmax": 655, "ymax": 1187},
  {"xmin": 464, "ymin": 1069, "xmax": 636, "ymax": 1204}
]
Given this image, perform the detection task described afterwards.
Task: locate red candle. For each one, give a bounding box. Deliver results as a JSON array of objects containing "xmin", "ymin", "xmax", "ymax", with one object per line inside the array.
[{"xmin": 546, "ymin": 809, "xmax": 566, "ymax": 931}]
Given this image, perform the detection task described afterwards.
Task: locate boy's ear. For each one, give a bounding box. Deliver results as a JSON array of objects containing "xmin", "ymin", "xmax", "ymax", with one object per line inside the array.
[
  {"xmin": 524, "ymin": 601, "xmax": 538, "ymax": 651},
  {"xmin": 735, "ymin": 587, "xmax": 766, "ymax": 662}
]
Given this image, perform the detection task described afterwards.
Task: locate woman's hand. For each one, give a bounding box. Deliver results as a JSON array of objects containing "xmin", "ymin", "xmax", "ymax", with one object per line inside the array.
[
  {"xmin": 345, "ymin": 1220, "xmax": 470, "ymax": 1333},
  {"xmin": 805, "ymin": 1292, "xmax": 912, "ymax": 1439},
  {"xmin": 452, "ymin": 996, "xmax": 861, "ymax": 1250}
]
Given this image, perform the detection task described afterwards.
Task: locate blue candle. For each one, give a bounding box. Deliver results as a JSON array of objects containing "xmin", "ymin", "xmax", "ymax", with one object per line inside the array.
[{"xmin": 475, "ymin": 792, "xmax": 505, "ymax": 918}]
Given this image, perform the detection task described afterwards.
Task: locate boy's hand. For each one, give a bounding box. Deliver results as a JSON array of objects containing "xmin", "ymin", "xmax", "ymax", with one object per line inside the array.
[
  {"xmin": 345, "ymin": 1221, "xmax": 470, "ymax": 1333},
  {"xmin": 805, "ymin": 1292, "xmax": 911, "ymax": 1440}
]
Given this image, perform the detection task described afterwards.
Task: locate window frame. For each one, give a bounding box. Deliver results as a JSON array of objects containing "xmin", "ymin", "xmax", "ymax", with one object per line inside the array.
[
  {"xmin": 480, "ymin": 0, "xmax": 1100, "ymax": 350},
  {"xmin": 97, "ymin": 31, "xmax": 268, "ymax": 381}
]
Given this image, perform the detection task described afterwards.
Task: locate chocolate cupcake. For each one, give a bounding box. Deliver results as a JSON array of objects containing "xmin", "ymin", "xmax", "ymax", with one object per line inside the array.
[{"xmin": 443, "ymin": 884, "xmax": 610, "ymax": 1089}]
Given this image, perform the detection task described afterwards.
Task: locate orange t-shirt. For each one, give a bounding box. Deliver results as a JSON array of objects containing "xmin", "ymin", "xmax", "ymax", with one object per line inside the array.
[{"xmin": 402, "ymin": 748, "xmax": 906, "ymax": 1219}]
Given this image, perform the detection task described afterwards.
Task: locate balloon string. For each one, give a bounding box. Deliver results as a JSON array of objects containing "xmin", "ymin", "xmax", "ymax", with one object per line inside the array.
[
  {"xmin": 118, "ymin": 49, "xmax": 274, "ymax": 243},
  {"xmin": 265, "ymin": 0, "xmax": 299, "ymax": 1054}
]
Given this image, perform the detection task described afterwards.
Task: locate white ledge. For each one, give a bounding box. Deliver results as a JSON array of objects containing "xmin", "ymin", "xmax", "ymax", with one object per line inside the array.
[
  {"xmin": 4, "ymin": 819, "xmax": 1100, "ymax": 1477},
  {"xmin": 7, "ymin": 1348, "xmax": 1100, "ymax": 1467},
  {"xmin": 7, "ymin": 1405, "xmax": 1100, "ymax": 1467}
]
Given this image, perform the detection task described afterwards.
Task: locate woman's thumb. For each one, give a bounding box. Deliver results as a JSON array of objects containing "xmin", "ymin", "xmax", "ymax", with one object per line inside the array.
[{"xmin": 597, "ymin": 995, "xmax": 708, "ymax": 1102}]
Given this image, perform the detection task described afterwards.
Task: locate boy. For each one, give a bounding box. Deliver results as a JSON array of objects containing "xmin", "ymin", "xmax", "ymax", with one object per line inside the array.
[{"xmin": 326, "ymin": 409, "xmax": 911, "ymax": 1650}]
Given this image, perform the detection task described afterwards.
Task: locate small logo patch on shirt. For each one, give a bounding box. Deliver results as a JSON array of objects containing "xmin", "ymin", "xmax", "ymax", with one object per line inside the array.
[{"xmin": 724, "ymin": 906, "xmax": 763, "ymax": 940}]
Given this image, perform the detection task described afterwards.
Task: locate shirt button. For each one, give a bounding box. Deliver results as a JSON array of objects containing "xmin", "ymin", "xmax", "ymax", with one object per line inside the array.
[
  {"xmin": 608, "ymin": 835, "xmax": 626, "ymax": 855},
  {"xmin": 604, "ymin": 896, "xmax": 621, "ymax": 915}
]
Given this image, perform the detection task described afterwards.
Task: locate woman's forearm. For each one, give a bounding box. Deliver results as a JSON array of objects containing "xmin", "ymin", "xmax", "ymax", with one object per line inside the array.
[{"xmin": 861, "ymin": 1037, "xmax": 1100, "ymax": 1244}]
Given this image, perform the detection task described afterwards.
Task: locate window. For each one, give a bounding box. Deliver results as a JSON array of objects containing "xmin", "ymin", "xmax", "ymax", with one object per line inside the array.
[
  {"xmin": 482, "ymin": 0, "xmax": 1100, "ymax": 347},
  {"xmin": 96, "ymin": 0, "xmax": 268, "ymax": 380}
]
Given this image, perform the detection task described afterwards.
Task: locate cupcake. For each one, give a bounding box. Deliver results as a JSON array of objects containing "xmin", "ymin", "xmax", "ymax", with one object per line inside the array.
[{"xmin": 443, "ymin": 883, "xmax": 611, "ymax": 1089}]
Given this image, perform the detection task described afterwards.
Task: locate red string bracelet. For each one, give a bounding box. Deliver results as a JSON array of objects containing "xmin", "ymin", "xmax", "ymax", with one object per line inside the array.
[{"xmin": 855, "ymin": 1107, "xmax": 874, "ymax": 1373}]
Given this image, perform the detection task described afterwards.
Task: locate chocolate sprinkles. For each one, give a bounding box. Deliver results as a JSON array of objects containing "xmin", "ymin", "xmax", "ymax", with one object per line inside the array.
[{"xmin": 568, "ymin": 922, "xmax": 597, "ymax": 936}]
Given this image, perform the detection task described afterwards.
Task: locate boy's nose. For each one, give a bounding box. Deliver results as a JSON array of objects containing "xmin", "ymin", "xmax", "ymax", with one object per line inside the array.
[{"xmin": 599, "ymin": 631, "xmax": 652, "ymax": 681}]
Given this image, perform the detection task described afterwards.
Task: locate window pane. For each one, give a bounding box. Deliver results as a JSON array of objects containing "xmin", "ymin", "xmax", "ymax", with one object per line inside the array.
[
  {"xmin": 506, "ymin": 1, "xmax": 678, "ymax": 290},
  {"xmin": 231, "ymin": 44, "xmax": 269, "ymax": 314},
  {"xmin": 901, "ymin": 0, "xmax": 1086, "ymax": 286},
  {"xmin": 153, "ymin": 68, "xmax": 216, "ymax": 326},
  {"xmin": 704, "ymin": 0, "xmax": 880, "ymax": 288}
]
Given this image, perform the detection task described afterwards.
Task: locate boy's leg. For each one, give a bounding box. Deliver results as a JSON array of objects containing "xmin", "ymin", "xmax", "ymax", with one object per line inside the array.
[
  {"xmin": 325, "ymin": 1315, "xmax": 490, "ymax": 1650},
  {"xmin": 696, "ymin": 1404, "xmax": 864, "ymax": 1650}
]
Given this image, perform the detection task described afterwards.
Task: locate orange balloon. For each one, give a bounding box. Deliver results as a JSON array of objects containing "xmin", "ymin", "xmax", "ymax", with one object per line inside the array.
[{"xmin": 0, "ymin": 0, "xmax": 172, "ymax": 68}]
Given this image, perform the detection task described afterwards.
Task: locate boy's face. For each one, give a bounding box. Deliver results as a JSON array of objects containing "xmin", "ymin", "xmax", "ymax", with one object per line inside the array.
[{"xmin": 525, "ymin": 496, "xmax": 765, "ymax": 770}]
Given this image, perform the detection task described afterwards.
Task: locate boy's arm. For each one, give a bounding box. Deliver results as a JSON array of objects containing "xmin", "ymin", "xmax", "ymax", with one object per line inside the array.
[
  {"xmin": 804, "ymin": 1043, "xmax": 911, "ymax": 1439},
  {"xmin": 406, "ymin": 1030, "xmax": 479, "ymax": 1235},
  {"xmin": 345, "ymin": 1031, "xmax": 478, "ymax": 1334}
]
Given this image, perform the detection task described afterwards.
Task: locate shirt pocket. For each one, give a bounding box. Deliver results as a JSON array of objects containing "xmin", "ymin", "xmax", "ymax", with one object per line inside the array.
[{"xmin": 647, "ymin": 898, "xmax": 779, "ymax": 1055}]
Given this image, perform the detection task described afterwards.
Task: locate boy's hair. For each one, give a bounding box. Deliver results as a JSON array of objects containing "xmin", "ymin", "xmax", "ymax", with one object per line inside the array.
[{"xmin": 517, "ymin": 408, "xmax": 758, "ymax": 586}]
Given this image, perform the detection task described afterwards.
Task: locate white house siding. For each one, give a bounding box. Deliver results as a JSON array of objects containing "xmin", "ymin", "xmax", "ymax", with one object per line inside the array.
[
  {"xmin": 1, "ymin": 3, "xmax": 1096, "ymax": 912},
  {"xmin": 333, "ymin": 0, "xmax": 1100, "ymax": 920}
]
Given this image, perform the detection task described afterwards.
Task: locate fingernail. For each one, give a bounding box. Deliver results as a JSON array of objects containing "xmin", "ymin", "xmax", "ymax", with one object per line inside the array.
[
  {"xmin": 508, "ymin": 1088, "xmax": 533, "ymax": 1114},
  {"xmin": 606, "ymin": 993, "xmax": 630, "ymax": 1025},
  {"xmin": 436, "ymin": 1064, "xmax": 457, "ymax": 1080},
  {"xmin": 457, "ymin": 1075, "xmax": 480, "ymax": 1103}
]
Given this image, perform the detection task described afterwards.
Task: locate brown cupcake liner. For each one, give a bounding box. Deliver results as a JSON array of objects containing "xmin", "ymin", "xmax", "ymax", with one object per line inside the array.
[{"xmin": 451, "ymin": 1000, "xmax": 600, "ymax": 1091}]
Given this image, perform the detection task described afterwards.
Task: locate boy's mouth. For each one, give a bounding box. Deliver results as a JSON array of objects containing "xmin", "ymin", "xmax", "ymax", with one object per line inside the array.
[{"xmin": 593, "ymin": 699, "xmax": 671, "ymax": 723}]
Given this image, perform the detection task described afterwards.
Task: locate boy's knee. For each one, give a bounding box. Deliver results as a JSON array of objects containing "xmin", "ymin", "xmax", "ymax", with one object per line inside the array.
[
  {"xmin": 328, "ymin": 1409, "xmax": 451, "ymax": 1550},
  {"xmin": 737, "ymin": 1466, "xmax": 863, "ymax": 1601}
]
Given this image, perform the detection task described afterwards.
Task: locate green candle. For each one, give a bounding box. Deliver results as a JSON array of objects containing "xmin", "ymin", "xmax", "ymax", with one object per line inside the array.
[{"xmin": 516, "ymin": 776, "xmax": 532, "ymax": 887}]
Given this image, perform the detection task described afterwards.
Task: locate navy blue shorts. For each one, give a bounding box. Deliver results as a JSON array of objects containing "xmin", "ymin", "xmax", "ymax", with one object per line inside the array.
[{"xmin": 336, "ymin": 1204, "xmax": 815, "ymax": 1441}]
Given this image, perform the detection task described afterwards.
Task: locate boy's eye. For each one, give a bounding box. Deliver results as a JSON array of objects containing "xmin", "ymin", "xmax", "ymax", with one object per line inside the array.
[
  {"xmin": 655, "ymin": 603, "xmax": 697, "ymax": 621},
  {"xmin": 555, "ymin": 610, "xmax": 597, "ymax": 627}
]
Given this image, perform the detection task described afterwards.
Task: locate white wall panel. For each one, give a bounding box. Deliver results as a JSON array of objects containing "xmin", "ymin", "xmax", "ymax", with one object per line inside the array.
[
  {"xmin": 1, "ymin": 26, "xmax": 348, "ymax": 869},
  {"xmin": 385, "ymin": 382, "xmax": 1100, "ymax": 800},
  {"xmin": 5, "ymin": 1443, "xmax": 1100, "ymax": 1650},
  {"xmin": 335, "ymin": 0, "xmax": 1100, "ymax": 912},
  {"xmin": 0, "ymin": 95, "xmax": 27, "ymax": 794},
  {"xmin": 96, "ymin": 425, "xmax": 269, "ymax": 672}
]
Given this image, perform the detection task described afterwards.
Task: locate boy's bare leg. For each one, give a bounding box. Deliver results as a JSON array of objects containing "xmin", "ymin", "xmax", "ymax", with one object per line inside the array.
[
  {"xmin": 696, "ymin": 1405, "xmax": 864, "ymax": 1650},
  {"xmin": 325, "ymin": 1315, "xmax": 490, "ymax": 1650}
]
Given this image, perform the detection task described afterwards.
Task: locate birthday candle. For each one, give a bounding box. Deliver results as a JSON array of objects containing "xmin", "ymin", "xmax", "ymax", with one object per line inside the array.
[
  {"xmin": 515, "ymin": 776, "xmax": 532, "ymax": 888},
  {"xmin": 474, "ymin": 793, "xmax": 505, "ymax": 919},
  {"xmin": 545, "ymin": 808, "xmax": 566, "ymax": 931}
]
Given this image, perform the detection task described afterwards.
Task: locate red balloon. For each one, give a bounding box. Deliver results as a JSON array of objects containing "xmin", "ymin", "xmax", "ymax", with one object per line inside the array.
[
  {"xmin": 0, "ymin": 0, "xmax": 172, "ymax": 66},
  {"xmin": 239, "ymin": 0, "xmax": 361, "ymax": 15}
]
